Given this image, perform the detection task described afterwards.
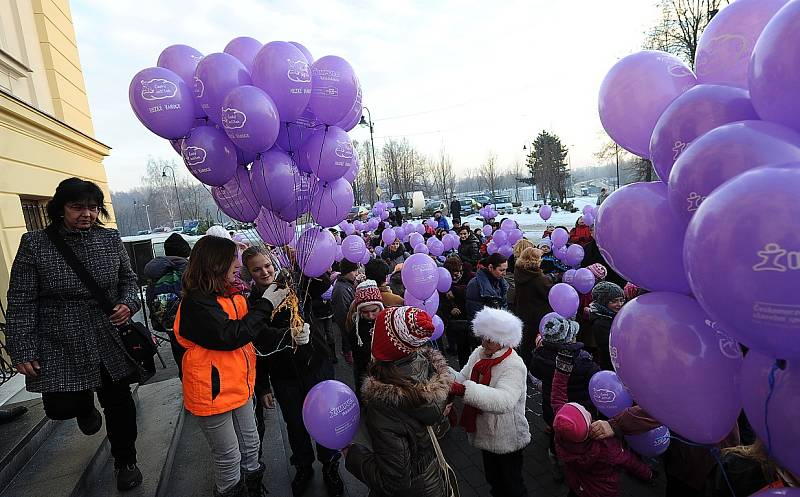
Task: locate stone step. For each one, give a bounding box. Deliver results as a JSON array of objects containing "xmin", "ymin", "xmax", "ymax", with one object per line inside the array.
[{"xmin": 0, "ymin": 398, "xmax": 57, "ymax": 492}]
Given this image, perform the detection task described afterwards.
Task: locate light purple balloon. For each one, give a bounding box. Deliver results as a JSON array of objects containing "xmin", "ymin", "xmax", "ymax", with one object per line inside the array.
[
  {"xmin": 361, "ymin": 251, "xmax": 372, "ymax": 265},
  {"xmin": 539, "ymin": 204, "xmax": 552, "ymax": 221},
  {"xmin": 409, "ymin": 232, "xmax": 424, "ymax": 248},
  {"xmin": 486, "ymin": 241, "xmax": 498, "ymax": 255},
  {"xmin": 221, "ymin": 85, "xmax": 280, "ymax": 153},
  {"xmin": 565, "ymin": 244, "xmax": 585, "ymax": 268},
  {"xmin": 750, "ymin": 1, "xmax": 800, "ymax": 133},
  {"xmin": 298, "ymin": 126, "xmax": 355, "ymax": 181},
  {"xmin": 599, "ymin": 50, "xmax": 697, "ymax": 158},
  {"xmin": 414, "ymin": 243, "xmax": 429, "ymax": 255},
  {"xmin": 669, "ymin": 120, "xmax": 800, "ymax": 223},
  {"xmin": 582, "ymin": 212, "xmax": 595, "ymax": 226},
  {"xmin": 750, "ymin": 489, "xmax": 800, "ymax": 497},
  {"xmin": 310, "ymin": 178, "xmax": 354, "ymax": 227},
  {"xmin": 695, "ymin": 0, "xmax": 790, "ymax": 89},
  {"xmin": 334, "ymin": 245, "xmax": 344, "ymax": 262},
  {"xmin": 211, "ymin": 166, "xmax": 261, "ymax": 222},
  {"xmin": 236, "ymin": 146, "xmax": 257, "ymax": 166},
  {"xmin": 353, "ymin": 220, "xmax": 364, "ymax": 232},
  {"xmin": 157, "ymin": 44, "xmax": 205, "ymax": 118},
  {"xmin": 129, "ymin": 67, "xmax": 196, "ymax": 139},
  {"xmin": 403, "ymin": 290, "xmax": 439, "ymax": 316},
  {"xmin": 250, "ymin": 149, "xmax": 300, "ymax": 212},
  {"xmin": 588, "ymin": 370, "xmax": 634, "ymax": 418},
  {"xmin": 374, "ymin": 246, "xmax": 383, "ymax": 257},
  {"xmin": 381, "ymin": 228, "xmax": 396, "ymax": 245},
  {"xmin": 334, "ymin": 81, "xmax": 362, "ymax": 132},
  {"xmin": 582, "ymin": 204, "xmax": 593, "ymax": 215},
  {"xmin": 551, "ymin": 228, "xmax": 569, "ymax": 248},
  {"xmin": 289, "ymin": 41, "xmax": 314, "ymax": 64},
  {"xmin": 501, "ymin": 219, "xmax": 516, "ymax": 231},
  {"xmin": 194, "ymin": 53, "xmax": 251, "ymax": 126},
  {"xmin": 308, "ymin": 56, "xmax": 359, "ymax": 125},
  {"xmin": 255, "ymin": 208, "xmax": 296, "ymax": 246},
  {"xmin": 595, "ymin": 182, "xmax": 691, "ymax": 294},
  {"xmin": 223, "ymin": 36, "xmax": 262, "ymax": 73},
  {"xmin": 427, "ymin": 237, "xmax": 444, "ymax": 257},
  {"xmin": 610, "ymin": 292, "xmax": 743, "ymax": 444},
  {"xmin": 302, "ymin": 380, "xmax": 359, "ymax": 450},
  {"xmin": 415, "ymin": 223, "xmax": 426, "ymax": 235},
  {"xmin": 181, "ymin": 125, "xmax": 238, "ymax": 186},
  {"xmin": 625, "ymin": 426, "xmax": 671, "ymax": 457},
  {"xmin": 482, "ymin": 225, "xmax": 493, "ymax": 237},
  {"xmin": 276, "ymin": 173, "xmax": 316, "ymax": 223},
  {"xmin": 572, "ymin": 268, "xmax": 595, "ymax": 295},
  {"xmin": 492, "ymin": 230, "xmax": 508, "ymax": 246},
  {"xmin": 548, "ymin": 283, "xmax": 579, "ymax": 318},
  {"xmin": 392, "ymin": 226, "xmax": 404, "ymax": 241},
  {"xmin": 341, "ymin": 234, "xmax": 366, "ymax": 263},
  {"xmin": 431, "ymin": 315, "xmax": 445, "ymax": 341},
  {"xmin": 276, "ymin": 107, "xmax": 322, "ymax": 155},
  {"xmin": 685, "ymin": 165, "xmax": 800, "ymax": 359},
  {"xmin": 562, "ymin": 269, "xmax": 577, "ymax": 286},
  {"xmin": 740, "ymin": 350, "xmax": 799, "ymax": 476},
  {"xmin": 436, "ymin": 266, "xmax": 452, "ymax": 293},
  {"xmin": 297, "ymin": 228, "xmax": 337, "ymax": 277},
  {"xmin": 402, "ymin": 253, "xmax": 438, "ymax": 300},
  {"xmin": 498, "ymin": 245, "xmax": 513, "ymax": 258},
  {"xmin": 252, "ymin": 41, "xmax": 311, "ymax": 123},
  {"xmin": 342, "ymin": 222, "xmax": 355, "ymax": 236},
  {"xmin": 539, "ymin": 311, "xmax": 562, "ymax": 335},
  {"xmin": 508, "ymin": 229, "xmax": 523, "ymax": 245},
  {"xmin": 554, "ymin": 245, "xmax": 568, "ymax": 261},
  {"xmin": 650, "ymin": 84, "xmax": 758, "ymax": 181}
]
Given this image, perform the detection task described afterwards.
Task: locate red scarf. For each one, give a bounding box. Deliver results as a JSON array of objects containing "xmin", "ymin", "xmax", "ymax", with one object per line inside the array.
[{"xmin": 460, "ymin": 347, "xmax": 513, "ymax": 433}]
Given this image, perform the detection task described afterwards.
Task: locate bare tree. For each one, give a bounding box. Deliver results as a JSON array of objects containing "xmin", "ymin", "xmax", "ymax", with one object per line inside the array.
[
  {"xmin": 353, "ymin": 140, "xmax": 376, "ymax": 205},
  {"xmin": 508, "ymin": 160, "xmax": 525, "ymax": 203},
  {"xmin": 479, "ymin": 154, "xmax": 501, "ymax": 199},
  {"xmin": 381, "ymin": 139, "xmax": 424, "ymax": 208},
  {"xmin": 645, "ymin": 0, "xmax": 729, "ymax": 68},
  {"xmin": 431, "ymin": 147, "xmax": 456, "ymax": 201}
]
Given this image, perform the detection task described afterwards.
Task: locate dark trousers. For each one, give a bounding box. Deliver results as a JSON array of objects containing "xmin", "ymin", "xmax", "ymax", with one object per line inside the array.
[
  {"xmin": 41, "ymin": 368, "xmax": 137, "ymax": 468},
  {"xmin": 266, "ymin": 360, "xmax": 338, "ymax": 467},
  {"xmin": 482, "ymin": 449, "xmax": 527, "ymax": 497},
  {"xmin": 450, "ymin": 320, "xmax": 474, "ymax": 368}
]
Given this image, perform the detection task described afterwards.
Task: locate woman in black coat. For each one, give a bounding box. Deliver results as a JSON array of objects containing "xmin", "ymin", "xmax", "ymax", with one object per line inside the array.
[{"xmin": 512, "ymin": 248, "xmax": 555, "ymax": 366}]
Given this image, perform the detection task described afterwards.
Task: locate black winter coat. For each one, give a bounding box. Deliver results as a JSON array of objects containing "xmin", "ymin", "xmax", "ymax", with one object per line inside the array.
[
  {"xmin": 531, "ymin": 342, "xmax": 600, "ymax": 425},
  {"xmin": 458, "ymin": 235, "xmax": 480, "ymax": 269},
  {"xmin": 346, "ymin": 348, "xmax": 452, "ymax": 497},
  {"xmin": 513, "ymin": 266, "xmax": 554, "ymax": 366},
  {"xmin": 589, "ymin": 305, "xmax": 616, "ymax": 371}
]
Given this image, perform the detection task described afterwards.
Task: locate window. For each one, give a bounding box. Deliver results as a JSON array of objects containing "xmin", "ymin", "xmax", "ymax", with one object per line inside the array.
[{"xmin": 20, "ymin": 197, "xmax": 48, "ymax": 231}]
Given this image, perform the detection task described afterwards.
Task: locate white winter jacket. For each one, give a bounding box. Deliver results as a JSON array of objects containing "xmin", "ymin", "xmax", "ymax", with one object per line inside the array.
[{"xmin": 452, "ymin": 346, "xmax": 531, "ymax": 454}]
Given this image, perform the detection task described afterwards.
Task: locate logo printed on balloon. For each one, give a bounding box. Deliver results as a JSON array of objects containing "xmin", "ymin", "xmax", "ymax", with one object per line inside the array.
[
  {"xmin": 334, "ymin": 140, "xmax": 353, "ymax": 159},
  {"xmin": 609, "ymin": 345, "xmax": 620, "ymax": 371},
  {"xmin": 287, "ymin": 59, "xmax": 311, "ymax": 83},
  {"xmin": 314, "ymin": 68, "xmax": 341, "ymax": 82},
  {"xmin": 591, "ymin": 388, "xmax": 617, "ymax": 403},
  {"xmin": 695, "ymin": 35, "xmax": 749, "ymax": 76},
  {"xmin": 329, "ymin": 397, "xmax": 356, "ymax": 418},
  {"xmin": 752, "ymin": 243, "xmax": 800, "ymax": 272},
  {"xmin": 667, "ymin": 61, "xmax": 694, "ymax": 78},
  {"xmin": 193, "ymin": 77, "xmax": 205, "ymax": 99},
  {"xmin": 183, "ymin": 146, "xmax": 207, "ymax": 166},
  {"xmin": 672, "ymin": 140, "xmax": 689, "ymax": 160},
  {"xmin": 653, "ymin": 434, "xmax": 671, "ymax": 447},
  {"xmin": 686, "ymin": 192, "xmax": 707, "ymax": 212},
  {"xmin": 704, "ymin": 320, "xmax": 743, "ymax": 360},
  {"xmin": 140, "ymin": 78, "xmax": 178, "ymax": 100},
  {"xmin": 221, "ymin": 107, "xmax": 247, "ymax": 129}
]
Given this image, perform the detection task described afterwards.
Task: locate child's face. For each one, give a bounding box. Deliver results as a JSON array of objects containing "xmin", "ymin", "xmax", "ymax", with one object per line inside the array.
[
  {"xmin": 226, "ymin": 256, "xmax": 242, "ymax": 285},
  {"xmin": 359, "ymin": 304, "xmax": 381, "ymax": 321},
  {"xmin": 608, "ymin": 297, "xmax": 625, "ymax": 313},
  {"xmin": 540, "ymin": 244, "xmax": 551, "ymax": 254},
  {"xmin": 246, "ymin": 253, "xmax": 275, "ymax": 288}
]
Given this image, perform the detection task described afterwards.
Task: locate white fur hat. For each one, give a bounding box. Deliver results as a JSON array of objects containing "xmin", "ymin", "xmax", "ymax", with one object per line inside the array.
[{"xmin": 471, "ymin": 307, "xmax": 523, "ymax": 348}]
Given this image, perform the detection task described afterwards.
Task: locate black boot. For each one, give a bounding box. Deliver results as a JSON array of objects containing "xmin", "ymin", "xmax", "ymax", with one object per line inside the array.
[
  {"xmin": 327, "ymin": 341, "xmax": 338, "ymax": 364},
  {"xmin": 114, "ymin": 463, "xmax": 143, "ymax": 491},
  {"xmin": 322, "ymin": 455, "xmax": 344, "ymax": 497},
  {"xmin": 291, "ymin": 465, "xmax": 314, "ymax": 496},
  {"xmin": 213, "ymin": 477, "xmax": 247, "ymax": 497},
  {"xmin": 243, "ymin": 462, "xmax": 269, "ymax": 496},
  {"xmin": 77, "ymin": 406, "xmax": 102, "ymax": 435}
]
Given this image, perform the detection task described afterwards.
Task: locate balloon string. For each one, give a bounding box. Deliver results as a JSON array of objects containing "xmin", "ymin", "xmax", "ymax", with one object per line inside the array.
[
  {"xmin": 764, "ymin": 360, "xmax": 785, "ymax": 459},
  {"xmin": 667, "ymin": 434, "xmax": 736, "ymax": 497}
]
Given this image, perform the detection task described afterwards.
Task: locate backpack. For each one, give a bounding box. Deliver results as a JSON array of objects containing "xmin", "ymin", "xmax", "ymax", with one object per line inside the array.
[{"xmin": 150, "ymin": 270, "xmax": 182, "ymax": 331}]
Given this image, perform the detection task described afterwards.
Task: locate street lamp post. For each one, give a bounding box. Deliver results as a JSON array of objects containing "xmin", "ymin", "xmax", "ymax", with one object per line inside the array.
[
  {"xmin": 359, "ymin": 107, "xmax": 379, "ymax": 204},
  {"xmin": 162, "ymin": 165, "xmax": 184, "ymax": 229},
  {"xmin": 144, "ymin": 204, "xmax": 152, "ymax": 232}
]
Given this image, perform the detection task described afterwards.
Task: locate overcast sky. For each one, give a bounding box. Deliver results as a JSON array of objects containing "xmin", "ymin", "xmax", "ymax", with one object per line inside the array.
[{"xmin": 72, "ymin": 0, "xmax": 661, "ymax": 191}]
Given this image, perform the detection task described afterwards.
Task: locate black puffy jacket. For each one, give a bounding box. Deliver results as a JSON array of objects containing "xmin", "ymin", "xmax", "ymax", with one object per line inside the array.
[
  {"xmin": 531, "ymin": 341, "xmax": 600, "ymax": 425},
  {"xmin": 346, "ymin": 348, "xmax": 452, "ymax": 497},
  {"xmin": 458, "ymin": 235, "xmax": 480, "ymax": 269}
]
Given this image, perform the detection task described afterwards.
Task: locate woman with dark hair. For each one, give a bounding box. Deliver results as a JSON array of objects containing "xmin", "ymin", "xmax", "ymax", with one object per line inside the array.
[
  {"xmin": 6, "ymin": 178, "xmax": 144, "ymax": 491},
  {"xmin": 465, "ymin": 253, "xmax": 509, "ymax": 319},
  {"xmin": 568, "ymin": 216, "xmax": 594, "ymax": 246}
]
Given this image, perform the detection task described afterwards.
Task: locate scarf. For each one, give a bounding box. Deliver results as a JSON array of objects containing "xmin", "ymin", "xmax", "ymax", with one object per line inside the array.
[
  {"xmin": 589, "ymin": 301, "xmax": 616, "ymax": 320},
  {"xmin": 460, "ymin": 347, "xmax": 513, "ymax": 433}
]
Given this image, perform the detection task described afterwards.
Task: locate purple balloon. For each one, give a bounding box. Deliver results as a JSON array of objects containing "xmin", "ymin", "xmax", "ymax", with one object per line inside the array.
[
  {"xmin": 334, "ymin": 245, "xmax": 344, "ymax": 262},
  {"xmin": 308, "ymin": 56, "xmax": 359, "ymax": 125},
  {"xmin": 650, "ymin": 84, "xmax": 758, "ymax": 181},
  {"xmin": 361, "ymin": 251, "xmax": 372, "ymax": 265},
  {"xmin": 562, "ymin": 269, "xmax": 577, "ymax": 286},
  {"xmin": 695, "ymin": 0, "xmax": 790, "ymax": 89},
  {"xmin": 289, "ymin": 41, "xmax": 314, "ymax": 64},
  {"xmin": 157, "ymin": 44, "xmax": 205, "ymax": 118},
  {"xmin": 236, "ymin": 146, "xmax": 257, "ymax": 166},
  {"xmin": 599, "ymin": 50, "xmax": 697, "ymax": 158},
  {"xmin": 492, "ymin": 230, "xmax": 508, "ymax": 246},
  {"xmin": 296, "ymin": 228, "xmax": 337, "ymax": 277},
  {"xmin": 427, "ymin": 237, "xmax": 444, "ymax": 257},
  {"xmin": 548, "ymin": 283, "xmax": 579, "ymax": 318},
  {"xmin": 211, "ymin": 166, "xmax": 261, "ymax": 222},
  {"xmin": 685, "ymin": 165, "xmax": 800, "ymax": 359},
  {"xmin": 588, "ymin": 370, "xmax": 634, "ymax": 418},
  {"xmin": 479, "ymin": 225, "xmax": 492, "ymax": 237},
  {"xmin": 539, "ymin": 204, "xmax": 552, "ymax": 221},
  {"xmin": 250, "ymin": 149, "xmax": 300, "ymax": 212},
  {"xmin": 669, "ymin": 120, "xmax": 800, "ymax": 223},
  {"xmin": 276, "ymin": 107, "xmax": 322, "ymax": 155},
  {"xmin": 582, "ymin": 212, "xmax": 595, "ymax": 226},
  {"xmin": 302, "ymin": 380, "xmax": 359, "ymax": 449},
  {"xmin": 374, "ymin": 246, "xmax": 383, "ymax": 257},
  {"xmin": 625, "ymin": 426, "xmax": 671, "ymax": 457},
  {"xmin": 551, "ymin": 228, "xmax": 569, "ymax": 248},
  {"xmin": 582, "ymin": 204, "xmax": 593, "ymax": 215},
  {"xmin": 486, "ymin": 241, "xmax": 498, "ymax": 255},
  {"xmin": 381, "ymin": 228, "xmax": 396, "ymax": 245},
  {"xmin": 508, "ymin": 229, "xmax": 524, "ymax": 245},
  {"xmin": 415, "ymin": 223, "xmax": 426, "ymax": 235},
  {"xmin": 501, "ymin": 219, "xmax": 516, "ymax": 231},
  {"xmin": 129, "ymin": 67, "xmax": 195, "ymax": 139},
  {"xmin": 403, "ymin": 290, "xmax": 439, "ymax": 316},
  {"xmin": 572, "ymin": 268, "xmax": 596, "ymax": 295},
  {"xmin": 255, "ymin": 208, "xmax": 296, "ymax": 246},
  {"xmin": 740, "ymin": 350, "xmax": 799, "ymax": 476},
  {"xmin": 401, "ymin": 253, "xmax": 438, "ymax": 300},
  {"xmin": 181, "ymin": 125, "xmax": 238, "ymax": 186},
  {"xmin": 221, "ymin": 85, "xmax": 280, "ymax": 154},
  {"xmin": 595, "ymin": 182, "xmax": 691, "ymax": 294},
  {"xmin": 413, "ymin": 243, "xmax": 429, "ymax": 255},
  {"xmin": 334, "ymin": 81, "xmax": 362, "ymax": 132},
  {"xmin": 341, "ymin": 234, "xmax": 366, "ymax": 263},
  {"xmin": 554, "ymin": 245, "xmax": 568, "ymax": 261},
  {"xmin": 194, "ymin": 53, "xmax": 251, "ymax": 126},
  {"xmin": 276, "ymin": 173, "xmax": 315, "ymax": 223},
  {"xmin": 751, "ymin": 490, "xmax": 800, "ymax": 497},
  {"xmin": 498, "ymin": 244, "xmax": 513, "ymax": 258},
  {"xmin": 750, "ymin": 0, "xmax": 800, "ymax": 132},
  {"xmin": 539, "ymin": 311, "xmax": 561, "ymax": 335},
  {"xmin": 431, "ymin": 315, "xmax": 445, "ymax": 341},
  {"xmin": 610, "ymin": 292, "xmax": 743, "ymax": 443},
  {"xmin": 252, "ymin": 41, "xmax": 311, "ymax": 123},
  {"xmin": 223, "ymin": 36, "xmax": 262, "ymax": 73},
  {"xmin": 565, "ymin": 244, "xmax": 585, "ymax": 267},
  {"xmin": 436, "ymin": 266, "xmax": 452, "ymax": 293},
  {"xmin": 298, "ymin": 126, "xmax": 356, "ymax": 181},
  {"xmin": 310, "ymin": 178, "xmax": 354, "ymax": 227},
  {"xmin": 409, "ymin": 232, "xmax": 424, "ymax": 248}
]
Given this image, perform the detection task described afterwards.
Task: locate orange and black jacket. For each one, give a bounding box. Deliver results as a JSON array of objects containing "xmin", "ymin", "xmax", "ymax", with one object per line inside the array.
[{"xmin": 174, "ymin": 290, "xmax": 275, "ymax": 416}]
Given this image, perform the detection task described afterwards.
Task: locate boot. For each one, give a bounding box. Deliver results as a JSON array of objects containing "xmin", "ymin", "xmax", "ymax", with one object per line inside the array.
[
  {"xmin": 214, "ymin": 477, "xmax": 248, "ymax": 497},
  {"xmin": 548, "ymin": 448, "xmax": 564, "ymax": 483},
  {"xmin": 327, "ymin": 341, "xmax": 338, "ymax": 364},
  {"xmin": 114, "ymin": 463, "xmax": 143, "ymax": 491},
  {"xmin": 291, "ymin": 465, "xmax": 314, "ymax": 496},
  {"xmin": 77, "ymin": 407, "xmax": 102, "ymax": 436},
  {"xmin": 243, "ymin": 462, "xmax": 269, "ymax": 496},
  {"xmin": 322, "ymin": 455, "xmax": 344, "ymax": 497}
]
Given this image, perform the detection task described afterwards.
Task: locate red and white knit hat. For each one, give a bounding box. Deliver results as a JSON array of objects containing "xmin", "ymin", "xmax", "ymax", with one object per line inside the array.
[
  {"xmin": 587, "ymin": 263, "xmax": 607, "ymax": 281},
  {"xmin": 353, "ymin": 280, "xmax": 384, "ymax": 313},
  {"xmin": 371, "ymin": 306, "xmax": 434, "ymax": 362},
  {"xmin": 554, "ymin": 402, "xmax": 593, "ymax": 443}
]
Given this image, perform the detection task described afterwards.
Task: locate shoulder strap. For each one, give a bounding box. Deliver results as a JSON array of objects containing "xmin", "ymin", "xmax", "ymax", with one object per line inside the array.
[{"xmin": 45, "ymin": 225, "xmax": 115, "ymax": 315}]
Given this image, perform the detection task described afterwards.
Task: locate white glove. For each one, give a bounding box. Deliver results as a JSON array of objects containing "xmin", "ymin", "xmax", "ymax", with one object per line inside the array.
[
  {"xmin": 293, "ymin": 323, "xmax": 311, "ymax": 346},
  {"xmin": 261, "ymin": 284, "xmax": 289, "ymax": 308}
]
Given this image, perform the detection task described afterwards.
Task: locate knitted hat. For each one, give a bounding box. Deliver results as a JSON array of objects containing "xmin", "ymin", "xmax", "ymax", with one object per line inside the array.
[
  {"xmin": 339, "ymin": 258, "xmax": 359, "ymax": 275},
  {"xmin": 587, "ymin": 263, "xmax": 607, "ymax": 281},
  {"xmin": 164, "ymin": 233, "xmax": 191, "ymax": 258},
  {"xmin": 472, "ymin": 307, "xmax": 523, "ymax": 348},
  {"xmin": 372, "ymin": 306, "xmax": 434, "ymax": 362},
  {"xmin": 591, "ymin": 281, "xmax": 625, "ymax": 307},
  {"xmin": 624, "ymin": 282, "xmax": 643, "ymax": 300},
  {"xmin": 538, "ymin": 238, "xmax": 553, "ymax": 248},
  {"xmin": 354, "ymin": 280, "xmax": 384, "ymax": 313},
  {"xmin": 540, "ymin": 315, "xmax": 580, "ymax": 344},
  {"xmin": 554, "ymin": 402, "xmax": 593, "ymax": 442}
]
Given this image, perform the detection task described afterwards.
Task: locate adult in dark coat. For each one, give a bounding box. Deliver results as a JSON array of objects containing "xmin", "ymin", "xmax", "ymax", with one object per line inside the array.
[
  {"xmin": 512, "ymin": 248, "xmax": 555, "ymax": 366},
  {"xmin": 450, "ymin": 199, "xmax": 461, "ymax": 225},
  {"xmin": 465, "ymin": 254, "xmax": 509, "ymax": 320},
  {"xmin": 5, "ymin": 178, "xmax": 143, "ymax": 490},
  {"xmin": 457, "ymin": 225, "xmax": 481, "ymax": 271},
  {"xmin": 437, "ymin": 256, "xmax": 473, "ymax": 366},
  {"xmin": 588, "ymin": 282, "xmax": 625, "ymax": 371}
]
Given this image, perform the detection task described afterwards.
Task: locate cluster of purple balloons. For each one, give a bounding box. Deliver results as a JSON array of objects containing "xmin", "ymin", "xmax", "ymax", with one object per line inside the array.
[
  {"xmin": 478, "ymin": 205, "xmax": 498, "ymax": 220},
  {"xmin": 595, "ymin": 2, "xmax": 800, "ymax": 472},
  {"xmin": 485, "ymin": 219, "xmax": 524, "ymax": 258}
]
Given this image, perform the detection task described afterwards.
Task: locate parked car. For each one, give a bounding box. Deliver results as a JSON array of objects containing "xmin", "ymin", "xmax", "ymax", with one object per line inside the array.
[
  {"xmin": 421, "ymin": 200, "xmax": 446, "ymax": 218},
  {"xmin": 472, "ymin": 194, "xmax": 492, "ymax": 207},
  {"xmin": 151, "ymin": 226, "xmax": 171, "ymax": 233},
  {"xmin": 172, "ymin": 226, "xmax": 184, "ymax": 233},
  {"xmin": 136, "ymin": 230, "xmax": 151, "ymax": 235},
  {"xmin": 347, "ymin": 205, "xmax": 369, "ymax": 221},
  {"xmin": 458, "ymin": 198, "xmax": 478, "ymax": 216},
  {"xmin": 492, "ymin": 195, "xmax": 514, "ymax": 214}
]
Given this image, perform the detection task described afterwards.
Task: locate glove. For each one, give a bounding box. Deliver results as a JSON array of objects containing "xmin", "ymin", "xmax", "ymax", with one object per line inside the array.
[
  {"xmin": 343, "ymin": 351, "xmax": 354, "ymax": 365},
  {"xmin": 450, "ymin": 382, "xmax": 466, "ymax": 397},
  {"xmin": 292, "ymin": 323, "xmax": 310, "ymax": 346},
  {"xmin": 555, "ymin": 344, "xmax": 581, "ymax": 374},
  {"xmin": 261, "ymin": 284, "xmax": 289, "ymax": 308}
]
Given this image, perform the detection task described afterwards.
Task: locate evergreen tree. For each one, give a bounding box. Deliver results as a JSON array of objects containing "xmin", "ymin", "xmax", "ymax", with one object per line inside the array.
[{"xmin": 523, "ymin": 131, "xmax": 570, "ymax": 204}]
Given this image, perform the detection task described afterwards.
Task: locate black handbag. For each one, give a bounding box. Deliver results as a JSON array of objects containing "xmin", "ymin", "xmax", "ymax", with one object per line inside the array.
[{"xmin": 45, "ymin": 226, "xmax": 157, "ymax": 384}]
